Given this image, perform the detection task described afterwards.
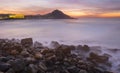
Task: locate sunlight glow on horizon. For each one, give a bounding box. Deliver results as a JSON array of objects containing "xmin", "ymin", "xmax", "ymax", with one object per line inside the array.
[{"xmin": 0, "ymin": 0, "xmax": 120, "ymax": 18}]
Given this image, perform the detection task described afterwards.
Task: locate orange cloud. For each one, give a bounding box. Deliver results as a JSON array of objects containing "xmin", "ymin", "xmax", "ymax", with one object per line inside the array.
[
  {"xmin": 98, "ymin": 12, "xmax": 120, "ymax": 18},
  {"xmin": 64, "ymin": 11, "xmax": 87, "ymax": 17}
]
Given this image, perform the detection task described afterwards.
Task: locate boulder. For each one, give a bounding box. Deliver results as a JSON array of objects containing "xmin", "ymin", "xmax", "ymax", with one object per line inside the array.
[
  {"xmin": 76, "ymin": 45, "xmax": 90, "ymax": 52},
  {"xmin": 10, "ymin": 59, "xmax": 26, "ymax": 72},
  {"xmin": 0, "ymin": 57, "xmax": 9, "ymax": 62},
  {"xmin": 50, "ymin": 41, "xmax": 60, "ymax": 49},
  {"xmin": 10, "ymin": 50, "xmax": 19, "ymax": 56},
  {"xmin": 34, "ymin": 52, "xmax": 43, "ymax": 59},
  {"xmin": 79, "ymin": 70, "xmax": 88, "ymax": 73},
  {"xmin": 67, "ymin": 66, "xmax": 80, "ymax": 73},
  {"xmin": 20, "ymin": 49, "xmax": 30, "ymax": 57},
  {"xmin": 27, "ymin": 64, "xmax": 38, "ymax": 73},
  {"xmin": 34, "ymin": 41, "xmax": 43, "ymax": 49},
  {"xmin": 21, "ymin": 38, "xmax": 33, "ymax": 47},
  {"xmin": 88, "ymin": 52, "xmax": 109, "ymax": 63},
  {"xmin": 6, "ymin": 68, "xmax": 15, "ymax": 73},
  {"xmin": 38, "ymin": 62, "xmax": 47, "ymax": 71},
  {"xmin": 55, "ymin": 45, "xmax": 71, "ymax": 57},
  {"xmin": 0, "ymin": 62, "xmax": 10, "ymax": 72}
]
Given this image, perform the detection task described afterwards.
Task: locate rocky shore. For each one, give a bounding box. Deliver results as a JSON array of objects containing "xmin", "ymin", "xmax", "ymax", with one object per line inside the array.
[{"xmin": 0, "ymin": 38, "xmax": 114, "ymax": 73}]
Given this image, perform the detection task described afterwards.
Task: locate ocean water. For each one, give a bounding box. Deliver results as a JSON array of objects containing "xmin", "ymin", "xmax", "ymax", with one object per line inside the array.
[
  {"xmin": 0, "ymin": 18, "xmax": 120, "ymax": 72},
  {"xmin": 0, "ymin": 18, "xmax": 120, "ymax": 48}
]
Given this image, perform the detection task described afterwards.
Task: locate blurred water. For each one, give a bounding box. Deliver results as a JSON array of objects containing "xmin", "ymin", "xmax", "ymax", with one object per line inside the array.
[
  {"xmin": 0, "ymin": 18, "xmax": 120, "ymax": 73},
  {"xmin": 0, "ymin": 18, "xmax": 120, "ymax": 48}
]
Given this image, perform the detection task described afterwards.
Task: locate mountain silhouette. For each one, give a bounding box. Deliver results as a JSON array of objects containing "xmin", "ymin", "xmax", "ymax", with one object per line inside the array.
[{"xmin": 42, "ymin": 9, "xmax": 73, "ymax": 19}]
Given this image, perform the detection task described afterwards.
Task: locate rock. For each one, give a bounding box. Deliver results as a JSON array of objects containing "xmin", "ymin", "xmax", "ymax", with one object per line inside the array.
[
  {"xmin": 27, "ymin": 64, "xmax": 38, "ymax": 73},
  {"xmin": 79, "ymin": 70, "xmax": 88, "ymax": 73},
  {"xmin": 83, "ymin": 45, "xmax": 90, "ymax": 52},
  {"xmin": 34, "ymin": 41, "xmax": 43, "ymax": 49},
  {"xmin": 0, "ymin": 72, "xmax": 4, "ymax": 73},
  {"xmin": 38, "ymin": 62, "xmax": 47, "ymax": 71},
  {"xmin": 0, "ymin": 57, "xmax": 9, "ymax": 62},
  {"xmin": 25, "ymin": 57, "xmax": 36, "ymax": 64},
  {"xmin": 104, "ymin": 71, "xmax": 114, "ymax": 73},
  {"xmin": 34, "ymin": 52, "xmax": 43, "ymax": 59},
  {"xmin": 76, "ymin": 45, "xmax": 90, "ymax": 52},
  {"xmin": 21, "ymin": 38, "xmax": 33, "ymax": 47},
  {"xmin": 0, "ymin": 62, "xmax": 10, "ymax": 72},
  {"xmin": 21, "ymin": 49, "xmax": 30, "ymax": 57},
  {"xmin": 88, "ymin": 52, "xmax": 109, "ymax": 63},
  {"xmin": 41, "ymin": 49, "xmax": 54, "ymax": 55},
  {"xmin": 67, "ymin": 66, "xmax": 80, "ymax": 73},
  {"xmin": 10, "ymin": 59, "xmax": 26, "ymax": 72},
  {"xmin": 50, "ymin": 41, "xmax": 60, "ymax": 49},
  {"xmin": 10, "ymin": 50, "xmax": 19, "ymax": 55},
  {"xmin": 6, "ymin": 68, "xmax": 15, "ymax": 73},
  {"xmin": 55, "ymin": 45, "xmax": 71, "ymax": 57}
]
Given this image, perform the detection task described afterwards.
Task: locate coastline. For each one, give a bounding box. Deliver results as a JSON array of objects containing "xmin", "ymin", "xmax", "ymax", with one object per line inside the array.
[{"xmin": 0, "ymin": 38, "xmax": 117, "ymax": 73}]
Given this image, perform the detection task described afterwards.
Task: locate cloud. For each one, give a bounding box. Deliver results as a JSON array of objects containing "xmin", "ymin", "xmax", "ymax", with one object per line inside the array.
[{"xmin": 51, "ymin": 0, "xmax": 120, "ymax": 13}]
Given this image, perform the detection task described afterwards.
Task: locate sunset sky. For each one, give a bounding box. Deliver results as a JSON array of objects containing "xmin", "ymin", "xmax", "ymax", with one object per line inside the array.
[{"xmin": 0, "ymin": 0, "xmax": 120, "ymax": 18}]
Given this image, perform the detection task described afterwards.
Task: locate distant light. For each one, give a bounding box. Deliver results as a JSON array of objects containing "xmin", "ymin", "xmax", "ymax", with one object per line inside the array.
[{"xmin": 9, "ymin": 14, "xmax": 24, "ymax": 19}]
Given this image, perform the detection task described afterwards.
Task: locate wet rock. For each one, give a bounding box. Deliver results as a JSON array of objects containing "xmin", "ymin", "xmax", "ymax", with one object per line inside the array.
[
  {"xmin": 50, "ymin": 41, "xmax": 60, "ymax": 49},
  {"xmin": 10, "ymin": 59, "xmax": 26, "ymax": 72},
  {"xmin": 34, "ymin": 52, "xmax": 43, "ymax": 59},
  {"xmin": 6, "ymin": 68, "xmax": 15, "ymax": 73},
  {"xmin": 67, "ymin": 66, "xmax": 80, "ymax": 73},
  {"xmin": 25, "ymin": 57, "xmax": 36, "ymax": 64},
  {"xmin": 55, "ymin": 45, "xmax": 71, "ymax": 57},
  {"xmin": 21, "ymin": 38, "xmax": 33, "ymax": 47},
  {"xmin": 27, "ymin": 64, "xmax": 38, "ymax": 73},
  {"xmin": 0, "ymin": 62, "xmax": 10, "ymax": 72},
  {"xmin": 104, "ymin": 71, "xmax": 114, "ymax": 73},
  {"xmin": 0, "ymin": 57, "xmax": 9, "ymax": 62},
  {"xmin": 10, "ymin": 50, "xmax": 19, "ymax": 56},
  {"xmin": 38, "ymin": 62, "xmax": 47, "ymax": 71},
  {"xmin": 88, "ymin": 52, "xmax": 109, "ymax": 63},
  {"xmin": 41, "ymin": 49, "xmax": 54, "ymax": 55},
  {"xmin": 79, "ymin": 70, "xmax": 88, "ymax": 73},
  {"xmin": 0, "ymin": 72, "xmax": 4, "ymax": 73},
  {"xmin": 20, "ymin": 49, "xmax": 30, "ymax": 57},
  {"xmin": 34, "ymin": 41, "xmax": 43, "ymax": 49},
  {"xmin": 76, "ymin": 45, "xmax": 90, "ymax": 52},
  {"xmin": 82, "ymin": 45, "xmax": 90, "ymax": 52}
]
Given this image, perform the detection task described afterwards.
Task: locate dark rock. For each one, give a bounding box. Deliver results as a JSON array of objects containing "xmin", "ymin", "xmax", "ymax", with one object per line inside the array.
[
  {"xmin": 20, "ymin": 49, "xmax": 30, "ymax": 57},
  {"xmin": 82, "ymin": 45, "xmax": 90, "ymax": 52},
  {"xmin": 67, "ymin": 66, "xmax": 80, "ymax": 73},
  {"xmin": 55, "ymin": 45, "xmax": 71, "ymax": 57},
  {"xmin": 50, "ymin": 41, "xmax": 60, "ymax": 49},
  {"xmin": 34, "ymin": 52, "xmax": 43, "ymax": 59},
  {"xmin": 6, "ymin": 68, "xmax": 15, "ymax": 73},
  {"xmin": 21, "ymin": 38, "xmax": 33, "ymax": 47},
  {"xmin": 0, "ymin": 62, "xmax": 10, "ymax": 72},
  {"xmin": 0, "ymin": 57, "xmax": 9, "ymax": 62},
  {"xmin": 10, "ymin": 59, "xmax": 26, "ymax": 72},
  {"xmin": 88, "ymin": 52, "xmax": 109, "ymax": 63},
  {"xmin": 76, "ymin": 45, "xmax": 90, "ymax": 52},
  {"xmin": 38, "ymin": 62, "xmax": 47, "ymax": 71},
  {"xmin": 24, "ymin": 57, "xmax": 36, "ymax": 64},
  {"xmin": 79, "ymin": 70, "xmax": 88, "ymax": 73},
  {"xmin": 27, "ymin": 64, "xmax": 38, "ymax": 73},
  {"xmin": 34, "ymin": 41, "xmax": 43, "ymax": 49}
]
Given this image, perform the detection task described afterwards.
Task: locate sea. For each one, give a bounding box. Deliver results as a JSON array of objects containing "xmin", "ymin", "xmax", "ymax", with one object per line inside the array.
[{"xmin": 0, "ymin": 18, "xmax": 120, "ymax": 72}]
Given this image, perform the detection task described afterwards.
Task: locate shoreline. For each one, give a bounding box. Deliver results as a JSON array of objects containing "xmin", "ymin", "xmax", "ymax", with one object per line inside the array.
[{"xmin": 0, "ymin": 38, "xmax": 117, "ymax": 73}]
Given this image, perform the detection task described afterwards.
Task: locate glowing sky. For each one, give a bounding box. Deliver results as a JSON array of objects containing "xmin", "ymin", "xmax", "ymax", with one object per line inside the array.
[{"xmin": 0, "ymin": 0, "xmax": 120, "ymax": 17}]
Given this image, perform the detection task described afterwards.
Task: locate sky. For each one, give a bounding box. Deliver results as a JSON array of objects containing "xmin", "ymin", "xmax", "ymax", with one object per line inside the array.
[{"xmin": 0, "ymin": 0, "xmax": 120, "ymax": 18}]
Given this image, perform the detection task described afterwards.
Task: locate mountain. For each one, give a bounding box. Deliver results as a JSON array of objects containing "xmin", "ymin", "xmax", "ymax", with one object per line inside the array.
[
  {"xmin": 41, "ymin": 9, "xmax": 73, "ymax": 19},
  {"xmin": 0, "ymin": 10, "xmax": 74, "ymax": 20}
]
